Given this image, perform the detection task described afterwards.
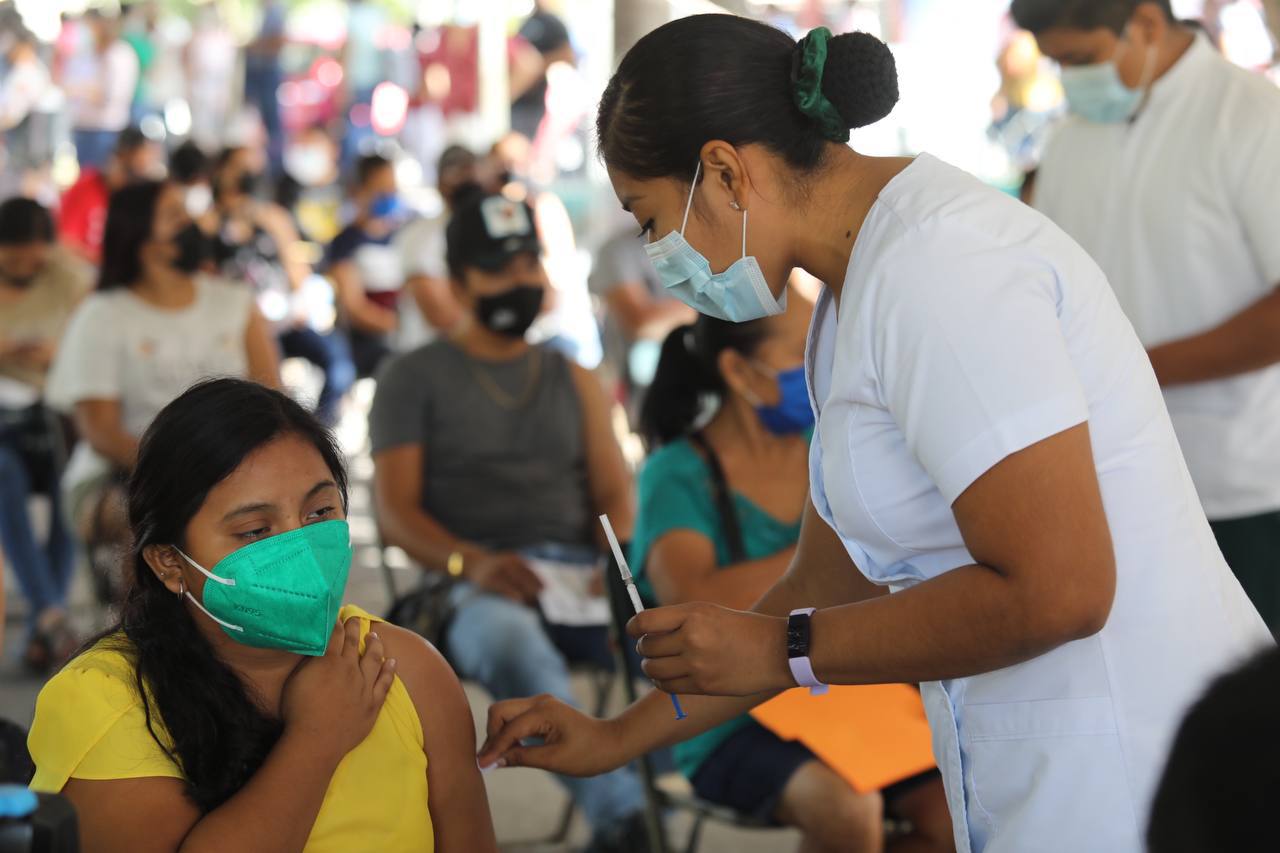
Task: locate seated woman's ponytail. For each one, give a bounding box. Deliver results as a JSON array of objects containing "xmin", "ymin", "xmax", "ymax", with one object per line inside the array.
[{"xmin": 639, "ymin": 317, "xmax": 772, "ymax": 449}]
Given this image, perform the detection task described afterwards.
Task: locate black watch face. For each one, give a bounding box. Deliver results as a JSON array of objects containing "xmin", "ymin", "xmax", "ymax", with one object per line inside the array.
[{"xmin": 787, "ymin": 612, "xmax": 809, "ymax": 659}]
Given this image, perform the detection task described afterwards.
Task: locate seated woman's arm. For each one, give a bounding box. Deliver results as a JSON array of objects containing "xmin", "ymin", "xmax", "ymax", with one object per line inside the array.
[
  {"xmin": 244, "ymin": 304, "xmax": 282, "ymax": 389},
  {"xmin": 73, "ymin": 399, "xmax": 140, "ymax": 470},
  {"xmin": 377, "ymin": 624, "xmax": 498, "ymax": 853},
  {"xmin": 567, "ymin": 363, "xmax": 634, "ymax": 543},
  {"xmin": 405, "ymin": 273, "xmax": 467, "ymax": 338},
  {"xmin": 648, "ymin": 531, "xmax": 795, "ymax": 612},
  {"xmin": 331, "ymin": 260, "xmax": 397, "ymax": 335},
  {"xmin": 61, "ymin": 619, "xmax": 395, "ymax": 853},
  {"xmin": 254, "ymin": 203, "xmax": 311, "ymax": 292}
]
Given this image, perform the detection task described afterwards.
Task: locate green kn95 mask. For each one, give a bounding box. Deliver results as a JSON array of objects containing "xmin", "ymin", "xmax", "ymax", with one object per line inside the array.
[{"xmin": 176, "ymin": 519, "xmax": 353, "ymax": 656}]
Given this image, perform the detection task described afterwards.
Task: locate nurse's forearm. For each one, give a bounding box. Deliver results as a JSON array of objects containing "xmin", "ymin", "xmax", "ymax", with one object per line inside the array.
[
  {"xmin": 808, "ymin": 563, "xmax": 1092, "ymax": 686},
  {"xmin": 1147, "ymin": 286, "xmax": 1280, "ymax": 385}
]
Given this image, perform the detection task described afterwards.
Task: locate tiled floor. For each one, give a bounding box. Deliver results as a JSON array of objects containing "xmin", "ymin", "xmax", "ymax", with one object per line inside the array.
[{"xmin": 1, "ymin": 383, "xmax": 798, "ymax": 852}]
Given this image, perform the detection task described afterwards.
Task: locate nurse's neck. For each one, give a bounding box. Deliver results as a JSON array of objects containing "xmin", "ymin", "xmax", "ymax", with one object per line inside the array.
[{"xmin": 788, "ymin": 147, "xmax": 914, "ymax": 299}]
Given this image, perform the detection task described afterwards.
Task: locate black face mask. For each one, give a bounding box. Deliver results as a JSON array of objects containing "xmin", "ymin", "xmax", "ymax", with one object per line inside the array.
[
  {"xmin": 476, "ymin": 285, "xmax": 544, "ymax": 339},
  {"xmin": 237, "ymin": 172, "xmax": 258, "ymax": 196},
  {"xmin": 171, "ymin": 223, "xmax": 211, "ymax": 274},
  {"xmin": 0, "ymin": 270, "xmax": 38, "ymax": 288}
]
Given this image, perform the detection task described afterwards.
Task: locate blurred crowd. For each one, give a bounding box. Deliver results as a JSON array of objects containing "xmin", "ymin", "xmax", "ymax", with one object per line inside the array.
[{"xmin": 2, "ymin": 2, "xmax": 1280, "ymax": 852}]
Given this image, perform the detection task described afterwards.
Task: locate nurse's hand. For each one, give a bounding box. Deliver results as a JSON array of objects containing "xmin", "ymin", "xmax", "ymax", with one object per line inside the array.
[
  {"xmin": 630, "ymin": 603, "xmax": 792, "ymax": 697},
  {"xmin": 477, "ymin": 695, "xmax": 626, "ymax": 777}
]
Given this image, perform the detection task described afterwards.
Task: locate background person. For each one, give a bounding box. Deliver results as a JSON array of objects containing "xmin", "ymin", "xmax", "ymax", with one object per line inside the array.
[
  {"xmin": 588, "ymin": 224, "xmax": 696, "ymax": 412},
  {"xmin": 392, "ymin": 145, "xmax": 477, "ymax": 347},
  {"xmin": 1146, "ymin": 646, "xmax": 1280, "ymax": 853},
  {"xmin": 1017, "ymin": 0, "xmax": 1280, "ymax": 634},
  {"xmin": 632, "ymin": 307, "xmax": 954, "ymax": 853},
  {"xmin": 212, "ymin": 146, "xmax": 355, "ymax": 427},
  {"xmin": 0, "ymin": 198, "xmax": 91, "ymax": 672},
  {"xmin": 67, "ymin": 9, "xmax": 138, "ymax": 171},
  {"xmin": 326, "ymin": 154, "xmax": 409, "ymax": 378},
  {"xmin": 27, "ymin": 378, "xmax": 497, "ymax": 851},
  {"xmin": 57, "ymin": 126, "xmax": 164, "ymax": 266},
  {"xmin": 370, "ymin": 187, "xmax": 650, "ymax": 853},
  {"xmin": 477, "ymin": 17, "xmax": 1273, "ymax": 853},
  {"xmin": 45, "ymin": 180, "xmax": 280, "ymax": 603}
]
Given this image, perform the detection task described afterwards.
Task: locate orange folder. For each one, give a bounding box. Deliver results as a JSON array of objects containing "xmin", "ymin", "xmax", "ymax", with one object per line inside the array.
[{"xmin": 750, "ymin": 683, "xmax": 937, "ymax": 793}]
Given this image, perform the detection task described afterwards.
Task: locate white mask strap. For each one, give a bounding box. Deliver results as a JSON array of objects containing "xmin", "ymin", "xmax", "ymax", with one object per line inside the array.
[
  {"xmin": 175, "ymin": 548, "xmax": 236, "ymax": 586},
  {"xmin": 741, "ymin": 208, "xmax": 748, "ymax": 259},
  {"xmin": 680, "ymin": 160, "xmax": 701, "ymax": 235},
  {"xmin": 184, "ymin": 590, "xmax": 244, "ymax": 633}
]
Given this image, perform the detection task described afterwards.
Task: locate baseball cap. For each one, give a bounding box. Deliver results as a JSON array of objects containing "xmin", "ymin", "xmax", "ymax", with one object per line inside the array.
[{"xmin": 446, "ymin": 187, "xmax": 542, "ymax": 276}]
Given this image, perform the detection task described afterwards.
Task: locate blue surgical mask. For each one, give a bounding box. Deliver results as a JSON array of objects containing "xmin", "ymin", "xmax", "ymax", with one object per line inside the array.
[
  {"xmin": 1059, "ymin": 37, "xmax": 1157, "ymax": 124},
  {"xmin": 644, "ymin": 161, "xmax": 785, "ymax": 323},
  {"xmin": 747, "ymin": 364, "xmax": 814, "ymax": 435},
  {"xmin": 370, "ymin": 192, "xmax": 403, "ymax": 220}
]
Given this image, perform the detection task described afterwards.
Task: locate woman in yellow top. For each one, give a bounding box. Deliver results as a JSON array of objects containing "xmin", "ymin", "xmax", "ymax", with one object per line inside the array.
[{"xmin": 27, "ymin": 377, "xmax": 496, "ymax": 853}]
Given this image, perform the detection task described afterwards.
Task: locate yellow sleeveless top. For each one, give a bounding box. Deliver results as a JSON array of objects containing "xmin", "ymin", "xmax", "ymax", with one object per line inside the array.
[{"xmin": 28, "ymin": 605, "xmax": 433, "ymax": 852}]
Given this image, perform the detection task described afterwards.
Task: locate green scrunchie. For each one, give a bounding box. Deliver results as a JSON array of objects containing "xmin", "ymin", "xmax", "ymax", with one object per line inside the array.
[{"xmin": 790, "ymin": 27, "xmax": 850, "ymax": 144}]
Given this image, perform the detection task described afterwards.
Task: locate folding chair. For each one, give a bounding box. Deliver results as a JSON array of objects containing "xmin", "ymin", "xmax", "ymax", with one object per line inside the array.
[
  {"xmin": 377, "ymin": 536, "xmax": 615, "ymax": 849},
  {"xmin": 603, "ymin": 557, "xmax": 772, "ymax": 853}
]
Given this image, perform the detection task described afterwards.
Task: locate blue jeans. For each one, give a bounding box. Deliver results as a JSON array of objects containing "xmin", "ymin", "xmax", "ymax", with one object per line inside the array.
[
  {"xmin": 72, "ymin": 129, "xmax": 118, "ymax": 171},
  {"xmin": 244, "ymin": 61, "xmax": 284, "ymax": 177},
  {"xmin": 279, "ymin": 327, "xmax": 356, "ymax": 426},
  {"xmin": 444, "ymin": 544, "xmax": 644, "ymax": 831},
  {"xmin": 0, "ymin": 440, "xmax": 75, "ymax": 637}
]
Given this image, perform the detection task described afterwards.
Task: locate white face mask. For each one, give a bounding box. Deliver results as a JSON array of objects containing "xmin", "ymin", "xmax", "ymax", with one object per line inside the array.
[
  {"xmin": 284, "ymin": 145, "xmax": 333, "ymax": 187},
  {"xmin": 1059, "ymin": 31, "xmax": 1159, "ymax": 124},
  {"xmin": 643, "ymin": 160, "xmax": 785, "ymax": 324}
]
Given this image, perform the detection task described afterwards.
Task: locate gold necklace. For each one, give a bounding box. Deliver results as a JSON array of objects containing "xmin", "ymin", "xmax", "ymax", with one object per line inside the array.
[{"xmin": 467, "ymin": 348, "xmax": 544, "ymax": 411}]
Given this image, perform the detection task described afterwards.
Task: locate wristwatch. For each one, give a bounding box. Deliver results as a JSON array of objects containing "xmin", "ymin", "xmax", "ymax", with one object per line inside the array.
[
  {"xmin": 787, "ymin": 608, "xmax": 829, "ymax": 695},
  {"xmin": 447, "ymin": 551, "xmax": 466, "ymax": 578}
]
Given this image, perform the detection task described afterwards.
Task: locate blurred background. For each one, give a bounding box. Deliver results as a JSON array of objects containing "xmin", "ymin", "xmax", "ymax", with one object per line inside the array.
[{"xmin": 0, "ymin": 1, "xmax": 1277, "ymax": 850}]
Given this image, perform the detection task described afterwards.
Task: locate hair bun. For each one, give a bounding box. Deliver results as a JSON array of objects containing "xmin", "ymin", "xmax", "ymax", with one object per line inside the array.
[{"xmin": 822, "ymin": 32, "xmax": 899, "ymax": 130}]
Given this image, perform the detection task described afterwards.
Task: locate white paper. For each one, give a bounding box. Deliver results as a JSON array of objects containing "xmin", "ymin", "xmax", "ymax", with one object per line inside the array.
[{"xmin": 527, "ymin": 558, "xmax": 611, "ymax": 627}]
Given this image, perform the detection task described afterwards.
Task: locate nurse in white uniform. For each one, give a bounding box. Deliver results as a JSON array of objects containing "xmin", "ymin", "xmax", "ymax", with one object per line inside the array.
[{"xmin": 477, "ymin": 15, "xmax": 1272, "ymax": 853}]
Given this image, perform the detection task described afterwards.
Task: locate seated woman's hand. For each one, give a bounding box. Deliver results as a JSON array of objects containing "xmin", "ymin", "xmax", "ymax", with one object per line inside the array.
[
  {"xmin": 477, "ymin": 694, "xmax": 624, "ymax": 777},
  {"xmin": 282, "ymin": 618, "xmax": 398, "ymax": 760},
  {"xmin": 466, "ymin": 551, "xmax": 544, "ymax": 604}
]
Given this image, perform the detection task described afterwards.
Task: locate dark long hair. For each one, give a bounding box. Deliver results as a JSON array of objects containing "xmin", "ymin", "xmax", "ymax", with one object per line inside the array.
[
  {"xmin": 92, "ymin": 378, "xmax": 349, "ymax": 813},
  {"xmin": 98, "ymin": 180, "xmax": 165, "ymax": 290},
  {"xmin": 597, "ymin": 14, "xmax": 898, "ymax": 181},
  {"xmin": 639, "ymin": 317, "xmax": 772, "ymax": 448}
]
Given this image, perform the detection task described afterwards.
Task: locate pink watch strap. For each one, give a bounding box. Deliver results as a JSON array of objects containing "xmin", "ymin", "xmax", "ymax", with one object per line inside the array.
[{"xmin": 788, "ymin": 607, "xmax": 829, "ymax": 696}]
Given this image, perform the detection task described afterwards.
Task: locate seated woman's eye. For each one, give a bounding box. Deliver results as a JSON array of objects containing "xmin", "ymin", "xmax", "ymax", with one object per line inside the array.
[
  {"xmin": 635, "ymin": 218, "xmax": 654, "ymax": 239},
  {"xmin": 239, "ymin": 527, "xmax": 270, "ymax": 542}
]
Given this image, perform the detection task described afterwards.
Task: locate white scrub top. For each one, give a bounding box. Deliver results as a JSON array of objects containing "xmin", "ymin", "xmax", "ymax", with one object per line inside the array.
[
  {"xmin": 1034, "ymin": 35, "xmax": 1280, "ymax": 520},
  {"xmin": 806, "ymin": 153, "xmax": 1271, "ymax": 853}
]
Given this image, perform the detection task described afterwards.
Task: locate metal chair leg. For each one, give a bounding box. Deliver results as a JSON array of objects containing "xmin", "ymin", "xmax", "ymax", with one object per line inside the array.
[{"xmin": 683, "ymin": 813, "xmax": 706, "ymax": 853}]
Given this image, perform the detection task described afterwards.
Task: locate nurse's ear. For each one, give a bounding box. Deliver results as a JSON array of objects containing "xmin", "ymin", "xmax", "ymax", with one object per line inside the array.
[
  {"xmin": 700, "ymin": 141, "xmax": 755, "ymax": 212},
  {"xmin": 1125, "ymin": 2, "xmax": 1171, "ymax": 49}
]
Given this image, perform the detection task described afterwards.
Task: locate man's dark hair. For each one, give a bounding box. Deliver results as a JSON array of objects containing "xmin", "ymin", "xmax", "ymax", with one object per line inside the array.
[
  {"xmin": 114, "ymin": 126, "xmax": 151, "ymax": 156},
  {"xmin": 1011, "ymin": 0, "xmax": 1175, "ymax": 35},
  {"xmin": 0, "ymin": 197, "xmax": 54, "ymax": 245},
  {"xmin": 1147, "ymin": 648, "xmax": 1280, "ymax": 853},
  {"xmin": 169, "ymin": 141, "xmax": 210, "ymax": 184},
  {"xmin": 354, "ymin": 153, "xmax": 392, "ymax": 188}
]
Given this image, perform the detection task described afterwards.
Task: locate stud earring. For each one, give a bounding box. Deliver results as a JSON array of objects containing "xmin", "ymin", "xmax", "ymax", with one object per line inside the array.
[{"xmin": 729, "ymin": 200, "xmax": 742, "ymax": 211}]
